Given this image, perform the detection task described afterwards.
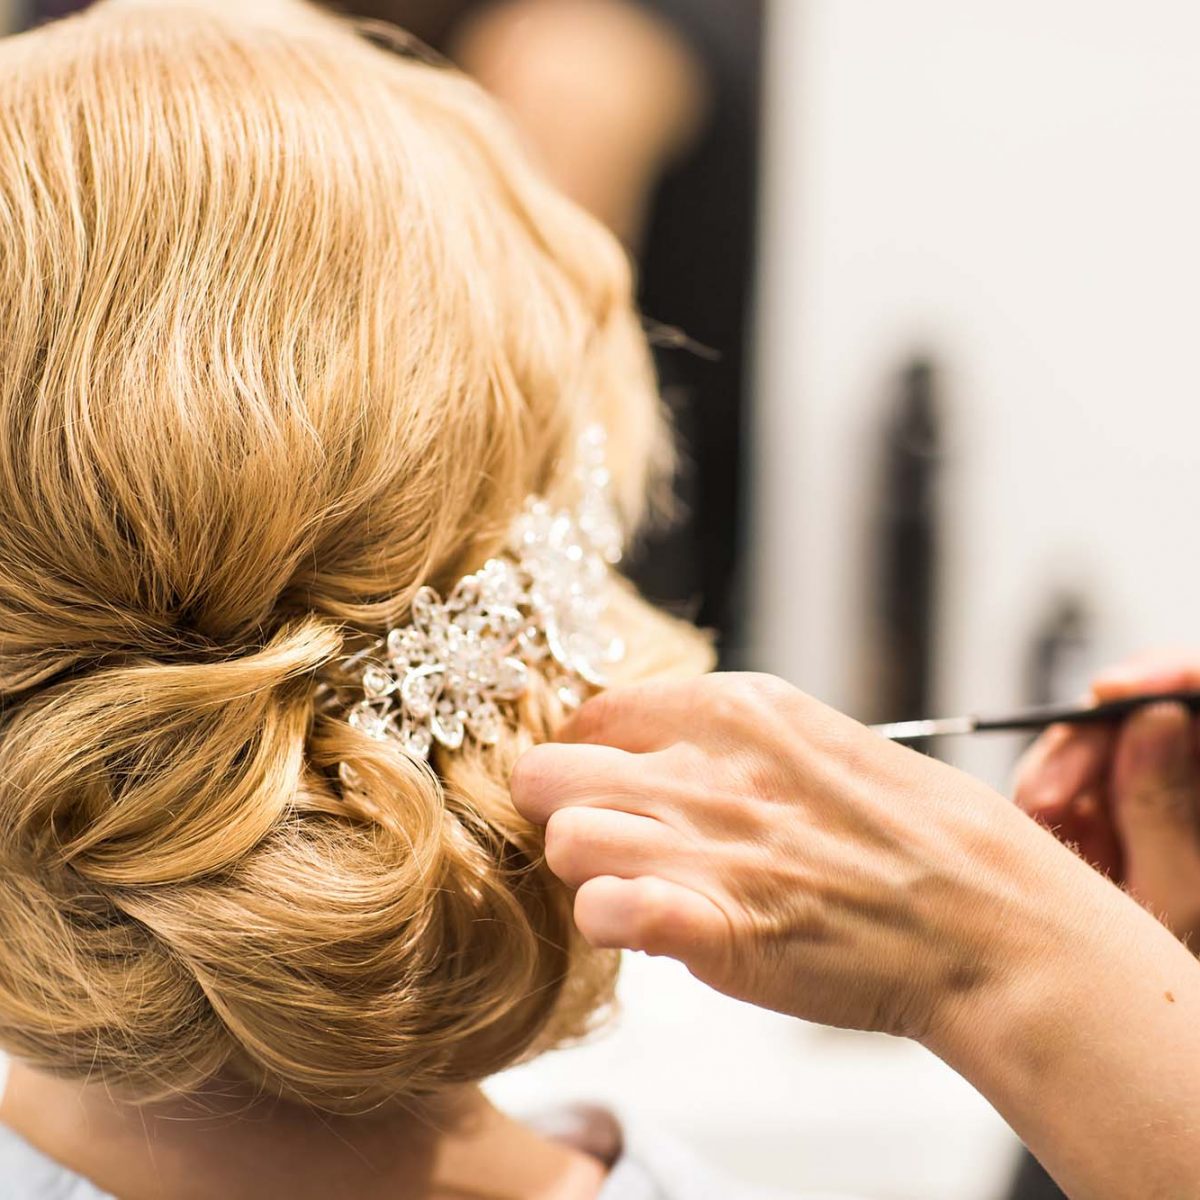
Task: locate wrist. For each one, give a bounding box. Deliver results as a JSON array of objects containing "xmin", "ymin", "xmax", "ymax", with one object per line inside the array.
[
  {"xmin": 923, "ymin": 827, "xmax": 1190, "ymax": 1092},
  {"xmin": 921, "ymin": 839, "xmax": 1200, "ymax": 1198}
]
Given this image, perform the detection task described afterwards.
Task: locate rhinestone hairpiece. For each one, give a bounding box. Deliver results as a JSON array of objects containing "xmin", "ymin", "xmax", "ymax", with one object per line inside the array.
[{"xmin": 338, "ymin": 424, "xmax": 625, "ymax": 762}]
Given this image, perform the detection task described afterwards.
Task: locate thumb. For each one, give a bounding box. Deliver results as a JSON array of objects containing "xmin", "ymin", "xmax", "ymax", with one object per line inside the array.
[{"xmin": 1111, "ymin": 703, "xmax": 1200, "ymax": 913}]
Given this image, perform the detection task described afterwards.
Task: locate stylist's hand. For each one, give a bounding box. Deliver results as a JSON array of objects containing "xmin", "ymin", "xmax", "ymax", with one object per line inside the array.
[
  {"xmin": 512, "ymin": 673, "xmax": 1102, "ymax": 1042},
  {"xmin": 1014, "ymin": 650, "xmax": 1200, "ymax": 945},
  {"xmin": 515, "ymin": 674, "xmax": 1200, "ymax": 1200}
]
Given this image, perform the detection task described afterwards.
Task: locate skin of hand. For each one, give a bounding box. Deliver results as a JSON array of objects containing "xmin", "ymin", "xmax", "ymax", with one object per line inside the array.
[
  {"xmin": 513, "ymin": 672, "xmax": 1102, "ymax": 1040},
  {"xmin": 511, "ymin": 672, "xmax": 1200, "ymax": 1200},
  {"xmin": 1014, "ymin": 649, "xmax": 1200, "ymax": 946}
]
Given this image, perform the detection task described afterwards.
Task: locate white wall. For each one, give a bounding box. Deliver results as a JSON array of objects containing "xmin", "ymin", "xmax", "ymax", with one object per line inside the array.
[
  {"xmin": 753, "ymin": 0, "xmax": 1200, "ymax": 790},
  {"xmin": 491, "ymin": 6, "xmax": 1200, "ymax": 1198}
]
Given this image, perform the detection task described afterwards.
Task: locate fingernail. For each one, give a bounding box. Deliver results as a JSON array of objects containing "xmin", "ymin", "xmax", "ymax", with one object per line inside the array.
[
  {"xmin": 1136, "ymin": 700, "xmax": 1188, "ymax": 729},
  {"xmin": 1124, "ymin": 703, "xmax": 1191, "ymax": 772}
]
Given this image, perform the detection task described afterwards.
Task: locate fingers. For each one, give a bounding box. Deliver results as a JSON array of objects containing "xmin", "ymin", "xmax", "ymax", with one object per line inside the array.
[
  {"xmin": 514, "ymin": 674, "xmax": 806, "ymax": 823},
  {"xmin": 1013, "ymin": 723, "xmax": 1114, "ymax": 821},
  {"xmin": 556, "ymin": 682, "xmax": 687, "ymax": 752},
  {"xmin": 510, "ymin": 742, "xmax": 649, "ymax": 825},
  {"xmin": 572, "ymin": 874, "xmax": 731, "ymax": 968},
  {"xmin": 557, "ymin": 672, "xmax": 806, "ymax": 753},
  {"xmin": 543, "ymin": 806, "xmax": 676, "ymax": 889},
  {"xmin": 1013, "ymin": 723, "xmax": 1122, "ymax": 876},
  {"xmin": 1066, "ymin": 789, "xmax": 1124, "ymax": 880},
  {"xmin": 1111, "ymin": 703, "xmax": 1200, "ymax": 914},
  {"xmin": 1092, "ymin": 648, "xmax": 1200, "ymax": 701}
]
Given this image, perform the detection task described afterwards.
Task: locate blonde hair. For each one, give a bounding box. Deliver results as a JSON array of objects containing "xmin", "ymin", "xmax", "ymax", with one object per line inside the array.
[{"xmin": 0, "ymin": 0, "xmax": 708, "ymax": 1111}]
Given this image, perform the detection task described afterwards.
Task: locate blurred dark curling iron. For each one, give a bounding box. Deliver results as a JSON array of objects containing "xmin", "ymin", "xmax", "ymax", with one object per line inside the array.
[{"xmin": 872, "ymin": 690, "xmax": 1200, "ymax": 742}]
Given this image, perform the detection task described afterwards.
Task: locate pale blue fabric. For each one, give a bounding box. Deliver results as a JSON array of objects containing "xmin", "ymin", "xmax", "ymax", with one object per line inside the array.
[
  {"xmin": 0, "ymin": 1112, "xmax": 854, "ymax": 1199},
  {"xmin": 0, "ymin": 1123, "xmax": 113, "ymax": 1200}
]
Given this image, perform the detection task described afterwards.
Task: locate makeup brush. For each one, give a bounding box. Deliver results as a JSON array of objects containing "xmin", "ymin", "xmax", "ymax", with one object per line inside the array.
[{"xmin": 871, "ymin": 689, "xmax": 1200, "ymax": 742}]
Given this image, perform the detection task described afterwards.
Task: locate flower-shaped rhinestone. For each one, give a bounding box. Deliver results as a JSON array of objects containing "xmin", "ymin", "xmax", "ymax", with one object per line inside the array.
[{"xmin": 341, "ymin": 424, "xmax": 625, "ymax": 761}]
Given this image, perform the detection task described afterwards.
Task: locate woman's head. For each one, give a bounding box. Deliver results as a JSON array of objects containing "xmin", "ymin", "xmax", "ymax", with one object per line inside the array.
[{"xmin": 0, "ymin": 0, "xmax": 707, "ymax": 1110}]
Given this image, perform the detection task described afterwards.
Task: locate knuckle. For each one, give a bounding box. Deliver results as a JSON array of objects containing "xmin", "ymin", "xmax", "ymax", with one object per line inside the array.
[
  {"xmin": 747, "ymin": 672, "xmax": 797, "ymax": 704},
  {"xmin": 727, "ymin": 671, "xmax": 788, "ymax": 704},
  {"xmin": 625, "ymin": 878, "xmax": 673, "ymax": 953},
  {"xmin": 543, "ymin": 808, "xmax": 585, "ymax": 877},
  {"xmin": 509, "ymin": 744, "xmax": 566, "ymax": 817},
  {"xmin": 567, "ymin": 680, "xmax": 664, "ymax": 742},
  {"xmin": 1011, "ymin": 764, "xmax": 1056, "ymax": 813},
  {"xmin": 565, "ymin": 691, "xmax": 615, "ymax": 742},
  {"xmin": 744, "ymin": 673, "xmax": 812, "ymax": 732},
  {"xmin": 1010, "ymin": 771, "xmax": 1034, "ymax": 810},
  {"xmin": 702, "ymin": 672, "xmax": 792, "ymax": 727}
]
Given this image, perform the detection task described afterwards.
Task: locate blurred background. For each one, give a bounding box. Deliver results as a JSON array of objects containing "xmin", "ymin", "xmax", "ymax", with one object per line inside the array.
[{"xmin": 5, "ymin": 0, "xmax": 1200, "ymax": 1196}]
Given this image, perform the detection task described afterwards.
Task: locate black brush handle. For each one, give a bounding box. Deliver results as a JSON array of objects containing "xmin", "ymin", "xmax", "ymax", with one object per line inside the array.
[{"xmin": 973, "ymin": 689, "xmax": 1200, "ymax": 734}]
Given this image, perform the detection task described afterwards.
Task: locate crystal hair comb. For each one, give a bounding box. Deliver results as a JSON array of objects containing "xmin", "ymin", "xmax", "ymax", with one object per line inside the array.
[{"xmin": 334, "ymin": 424, "xmax": 625, "ymax": 762}]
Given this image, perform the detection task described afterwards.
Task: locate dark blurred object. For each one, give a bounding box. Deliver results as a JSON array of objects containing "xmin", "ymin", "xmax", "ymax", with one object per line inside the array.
[
  {"xmin": 869, "ymin": 358, "xmax": 944, "ymax": 726},
  {"xmin": 1025, "ymin": 591, "xmax": 1094, "ymax": 709},
  {"xmin": 30, "ymin": 0, "xmax": 465, "ymax": 30},
  {"xmin": 624, "ymin": 0, "xmax": 762, "ymax": 662},
  {"xmin": 26, "ymin": 0, "xmax": 69, "ymax": 18},
  {"xmin": 1010, "ymin": 1148, "xmax": 1067, "ymax": 1200},
  {"xmin": 337, "ymin": 0, "xmax": 764, "ymax": 662},
  {"xmin": 345, "ymin": 0, "xmax": 471, "ymax": 45}
]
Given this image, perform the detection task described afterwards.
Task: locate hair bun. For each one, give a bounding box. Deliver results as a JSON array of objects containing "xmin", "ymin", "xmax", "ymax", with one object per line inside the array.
[
  {"xmin": 0, "ymin": 0, "xmax": 706, "ymax": 1110},
  {"xmin": 0, "ymin": 618, "xmax": 341, "ymax": 885},
  {"xmin": 0, "ymin": 608, "xmax": 612, "ymax": 1109}
]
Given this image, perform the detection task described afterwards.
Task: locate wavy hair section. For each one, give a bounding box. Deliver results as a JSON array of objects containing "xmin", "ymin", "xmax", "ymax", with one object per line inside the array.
[{"xmin": 0, "ymin": 0, "xmax": 710, "ymax": 1110}]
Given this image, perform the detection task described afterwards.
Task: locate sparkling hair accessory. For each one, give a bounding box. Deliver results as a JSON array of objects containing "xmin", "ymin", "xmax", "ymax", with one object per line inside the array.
[{"xmin": 337, "ymin": 424, "xmax": 625, "ymax": 761}]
